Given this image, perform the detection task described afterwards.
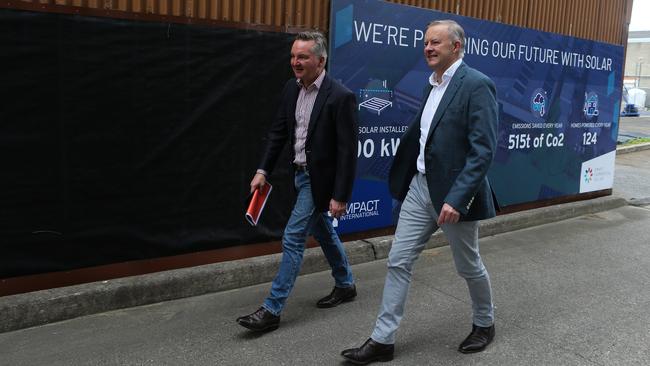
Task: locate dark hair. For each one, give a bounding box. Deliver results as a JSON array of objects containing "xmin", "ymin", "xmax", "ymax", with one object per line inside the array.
[{"xmin": 295, "ymin": 31, "xmax": 328, "ymax": 61}]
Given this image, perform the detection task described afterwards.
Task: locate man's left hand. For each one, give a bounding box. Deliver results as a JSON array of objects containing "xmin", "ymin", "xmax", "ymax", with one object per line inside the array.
[
  {"xmin": 437, "ymin": 203, "xmax": 460, "ymax": 226},
  {"xmin": 329, "ymin": 199, "xmax": 347, "ymax": 219}
]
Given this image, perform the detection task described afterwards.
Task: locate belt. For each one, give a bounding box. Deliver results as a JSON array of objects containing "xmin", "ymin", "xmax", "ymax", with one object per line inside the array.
[{"xmin": 293, "ymin": 164, "xmax": 308, "ymax": 172}]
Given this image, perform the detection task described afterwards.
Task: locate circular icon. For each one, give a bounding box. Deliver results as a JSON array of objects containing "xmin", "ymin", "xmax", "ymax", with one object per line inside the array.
[{"xmin": 530, "ymin": 88, "xmax": 548, "ymax": 118}]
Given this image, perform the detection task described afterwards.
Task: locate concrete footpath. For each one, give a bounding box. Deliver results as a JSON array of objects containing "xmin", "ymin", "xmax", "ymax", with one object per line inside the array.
[{"xmin": 0, "ymin": 146, "xmax": 649, "ymax": 364}]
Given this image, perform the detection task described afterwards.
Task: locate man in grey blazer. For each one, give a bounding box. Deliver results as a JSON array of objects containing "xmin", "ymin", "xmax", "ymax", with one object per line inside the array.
[{"xmin": 342, "ymin": 19, "xmax": 499, "ymax": 364}]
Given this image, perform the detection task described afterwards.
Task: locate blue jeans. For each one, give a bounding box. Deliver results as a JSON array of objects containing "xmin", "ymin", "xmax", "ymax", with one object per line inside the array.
[
  {"xmin": 262, "ymin": 170, "xmax": 354, "ymax": 316},
  {"xmin": 371, "ymin": 173, "xmax": 494, "ymax": 344}
]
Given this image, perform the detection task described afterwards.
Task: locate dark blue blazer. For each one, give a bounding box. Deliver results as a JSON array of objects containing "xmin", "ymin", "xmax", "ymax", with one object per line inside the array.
[
  {"xmin": 259, "ymin": 73, "xmax": 358, "ymax": 212},
  {"xmin": 389, "ymin": 62, "xmax": 499, "ymax": 221}
]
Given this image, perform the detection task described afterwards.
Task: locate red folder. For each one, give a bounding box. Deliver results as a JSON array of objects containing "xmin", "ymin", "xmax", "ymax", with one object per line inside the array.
[{"xmin": 245, "ymin": 182, "xmax": 272, "ymax": 226}]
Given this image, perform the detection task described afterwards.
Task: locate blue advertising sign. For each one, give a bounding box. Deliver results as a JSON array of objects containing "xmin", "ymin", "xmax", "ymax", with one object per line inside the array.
[{"xmin": 329, "ymin": 0, "xmax": 624, "ymax": 234}]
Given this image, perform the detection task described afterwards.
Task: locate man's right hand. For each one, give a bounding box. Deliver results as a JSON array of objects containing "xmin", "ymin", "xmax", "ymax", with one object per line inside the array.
[{"xmin": 250, "ymin": 173, "xmax": 267, "ymax": 193}]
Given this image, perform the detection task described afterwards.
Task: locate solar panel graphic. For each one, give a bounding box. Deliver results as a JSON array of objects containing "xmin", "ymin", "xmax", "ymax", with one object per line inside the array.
[{"xmin": 358, "ymin": 97, "xmax": 393, "ymax": 115}]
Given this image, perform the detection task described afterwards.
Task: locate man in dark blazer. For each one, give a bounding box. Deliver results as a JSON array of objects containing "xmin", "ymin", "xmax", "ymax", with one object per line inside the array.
[
  {"xmin": 342, "ymin": 20, "xmax": 499, "ymax": 364},
  {"xmin": 236, "ymin": 31, "xmax": 359, "ymax": 332}
]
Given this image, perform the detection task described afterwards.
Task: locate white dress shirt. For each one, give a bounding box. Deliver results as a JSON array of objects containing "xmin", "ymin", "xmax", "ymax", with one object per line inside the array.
[{"xmin": 417, "ymin": 58, "xmax": 463, "ymax": 174}]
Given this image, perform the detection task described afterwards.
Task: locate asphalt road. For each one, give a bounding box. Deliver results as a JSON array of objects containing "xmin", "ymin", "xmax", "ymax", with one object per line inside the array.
[
  {"xmin": 614, "ymin": 147, "xmax": 650, "ymax": 201},
  {"xmin": 618, "ymin": 115, "xmax": 650, "ymax": 142}
]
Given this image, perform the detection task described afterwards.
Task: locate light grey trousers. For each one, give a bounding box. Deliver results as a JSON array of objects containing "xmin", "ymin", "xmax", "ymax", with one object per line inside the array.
[{"xmin": 371, "ymin": 173, "xmax": 494, "ymax": 344}]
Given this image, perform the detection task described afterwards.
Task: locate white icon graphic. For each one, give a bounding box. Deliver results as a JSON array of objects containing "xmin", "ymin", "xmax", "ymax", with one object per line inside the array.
[
  {"xmin": 358, "ymin": 97, "xmax": 393, "ymax": 115},
  {"xmin": 359, "ymin": 79, "xmax": 393, "ymax": 115}
]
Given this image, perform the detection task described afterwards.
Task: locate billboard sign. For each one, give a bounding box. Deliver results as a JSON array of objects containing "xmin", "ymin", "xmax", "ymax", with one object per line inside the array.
[{"xmin": 329, "ymin": 0, "xmax": 624, "ymax": 234}]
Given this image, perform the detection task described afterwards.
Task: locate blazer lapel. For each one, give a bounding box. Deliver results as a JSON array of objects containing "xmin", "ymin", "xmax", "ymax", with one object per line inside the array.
[
  {"xmin": 306, "ymin": 74, "xmax": 331, "ymax": 144},
  {"xmin": 426, "ymin": 63, "xmax": 467, "ymax": 142},
  {"xmin": 416, "ymin": 84, "xmax": 434, "ymax": 124}
]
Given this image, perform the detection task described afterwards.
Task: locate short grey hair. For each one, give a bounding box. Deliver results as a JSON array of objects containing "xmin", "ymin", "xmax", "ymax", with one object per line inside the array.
[
  {"xmin": 427, "ymin": 19, "xmax": 465, "ymax": 57},
  {"xmin": 295, "ymin": 31, "xmax": 328, "ymax": 62}
]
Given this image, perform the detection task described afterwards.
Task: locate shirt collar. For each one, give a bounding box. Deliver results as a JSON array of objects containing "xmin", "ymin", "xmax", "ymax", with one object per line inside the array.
[
  {"xmin": 297, "ymin": 69, "xmax": 326, "ymax": 90},
  {"xmin": 429, "ymin": 58, "xmax": 463, "ymax": 86}
]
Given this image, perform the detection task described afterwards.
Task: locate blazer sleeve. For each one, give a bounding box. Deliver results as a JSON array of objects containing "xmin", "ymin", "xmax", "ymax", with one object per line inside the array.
[
  {"xmin": 332, "ymin": 90, "xmax": 359, "ymax": 203},
  {"xmin": 444, "ymin": 75, "xmax": 498, "ymax": 214},
  {"xmin": 258, "ymin": 80, "xmax": 293, "ymax": 175}
]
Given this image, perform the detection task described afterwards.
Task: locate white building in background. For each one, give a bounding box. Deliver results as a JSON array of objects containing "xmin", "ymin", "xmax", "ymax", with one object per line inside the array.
[{"xmin": 625, "ymin": 31, "xmax": 650, "ymax": 108}]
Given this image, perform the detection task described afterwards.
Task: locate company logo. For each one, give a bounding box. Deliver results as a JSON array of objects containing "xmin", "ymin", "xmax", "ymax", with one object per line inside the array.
[
  {"xmin": 330, "ymin": 199, "xmax": 382, "ymax": 227},
  {"xmin": 579, "ymin": 151, "xmax": 615, "ymax": 193},
  {"xmin": 339, "ymin": 199, "xmax": 380, "ymax": 222},
  {"xmin": 530, "ymin": 89, "xmax": 548, "ymax": 118},
  {"xmin": 583, "ymin": 167, "xmax": 593, "ymax": 183},
  {"xmin": 583, "ymin": 92, "xmax": 599, "ymax": 119}
]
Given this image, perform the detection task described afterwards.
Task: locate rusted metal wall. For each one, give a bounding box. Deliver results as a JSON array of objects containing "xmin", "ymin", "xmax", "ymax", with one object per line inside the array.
[{"xmin": 6, "ymin": 0, "xmax": 632, "ymax": 44}]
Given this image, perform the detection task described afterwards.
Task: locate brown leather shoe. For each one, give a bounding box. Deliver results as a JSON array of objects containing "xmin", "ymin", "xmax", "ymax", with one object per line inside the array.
[
  {"xmin": 458, "ymin": 324, "xmax": 495, "ymax": 353},
  {"xmin": 341, "ymin": 338, "xmax": 394, "ymax": 365},
  {"xmin": 316, "ymin": 284, "xmax": 357, "ymax": 308},
  {"xmin": 236, "ymin": 307, "xmax": 280, "ymax": 332}
]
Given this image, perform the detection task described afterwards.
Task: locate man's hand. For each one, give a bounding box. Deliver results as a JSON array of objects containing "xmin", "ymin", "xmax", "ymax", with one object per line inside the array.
[
  {"xmin": 437, "ymin": 203, "xmax": 460, "ymax": 226},
  {"xmin": 250, "ymin": 173, "xmax": 266, "ymax": 193},
  {"xmin": 329, "ymin": 199, "xmax": 347, "ymax": 219}
]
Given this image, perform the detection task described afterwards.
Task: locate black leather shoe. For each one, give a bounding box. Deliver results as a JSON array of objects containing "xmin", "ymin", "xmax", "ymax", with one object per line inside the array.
[
  {"xmin": 316, "ymin": 284, "xmax": 357, "ymax": 308},
  {"xmin": 236, "ymin": 307, "xmax": 280, "ymax": 332},
  {"xmin": 341, "ymin": 338, "xmax": 394, "ymax": 365},
  {"xmin": 458, "ymin": 324, "xmax": 495, "ymax": 353}
]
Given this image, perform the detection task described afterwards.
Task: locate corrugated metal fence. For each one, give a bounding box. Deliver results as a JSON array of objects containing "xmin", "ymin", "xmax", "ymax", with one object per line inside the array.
[{"xmin": 7, "ymin": 0, "xmax": 632, "ymax": 45}]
